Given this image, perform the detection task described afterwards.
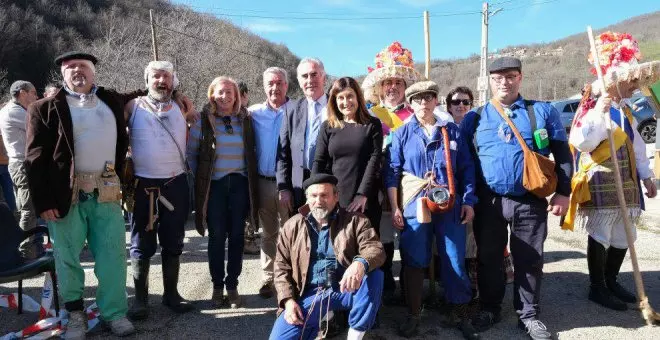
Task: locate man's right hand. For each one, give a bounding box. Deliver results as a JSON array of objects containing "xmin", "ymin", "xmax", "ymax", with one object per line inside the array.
[
  {"xmin": 391, "ymin": 208, "xmax": 404, "ymax": 230},
  {"xmin": 284, "ymin": 298, "xmax": 304, "ymax": 325},
  {"xmin": 41, "ymin": 209, "xmax": 60, "ymax": 222},
  {"xmin": 279, "ymin": 190, "xmax": 293, "ymax": 213}
]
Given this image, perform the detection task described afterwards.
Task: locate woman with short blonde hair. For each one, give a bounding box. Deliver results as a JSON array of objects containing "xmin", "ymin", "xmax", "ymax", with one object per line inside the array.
[{"xmin": 187, "ymin": 75, "xmax": 258, "ymax": 309}]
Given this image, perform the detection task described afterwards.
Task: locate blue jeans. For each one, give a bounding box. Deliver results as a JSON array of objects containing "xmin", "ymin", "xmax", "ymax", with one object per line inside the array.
[
  {"xmin": 0, "ymin": 164, "xmax": 16, "ymax": 211},
  {"xmin": 207, "ymin": 174, "xmax": 249, "ymax": 290},
  {"xmin": 269, "ymin": 270, "xmax": 384, "ymax": 340}
]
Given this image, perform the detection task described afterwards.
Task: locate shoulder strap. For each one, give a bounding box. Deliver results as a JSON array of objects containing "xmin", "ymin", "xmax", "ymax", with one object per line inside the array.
[
  {"xmin": 141, "ymin": 98, "xmax": 190, "ymax": 173},
  {"xmin": 524, "ymin": 100, "xmax": 537, "ymax": 131},
  {"xmin": 490, "ymin": 99, "xmax": 531, "ymax": 153},
  {"xmin": 524, "ymin": 100, "xmax": 537, "ymax": 151}
]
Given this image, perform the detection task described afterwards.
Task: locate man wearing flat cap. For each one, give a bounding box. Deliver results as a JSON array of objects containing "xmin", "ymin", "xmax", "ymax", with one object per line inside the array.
[
  {"xmin": 269, "ymin": 173, "xmax": 385, "ymax": 340},
  {"xmin": 0, "ymin": 80, "xmax": 39, "ymax": 258},
  {"xmin": 460, "ymin": 57, "xmax": 573, "ymax": 339},
  {"xmin": 385, "ymin": 80, "xmax": 478, "ymax": 339},
  {"xmin": 24, "ymin": 51, "xmax": 144, "ymax": 339}
]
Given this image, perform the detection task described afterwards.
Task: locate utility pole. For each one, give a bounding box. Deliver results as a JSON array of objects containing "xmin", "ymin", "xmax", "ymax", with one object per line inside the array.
[
  {"xmin": 424, "ymin": 11, "xmax": 431, "ymax": 80},
  {"xmin": 538, "ymin": 78, "xmax": 543, "ymax": 99},
  {"xmin": 150, "ymin": 9, "xmax": 159, "ymax": 61},
  {"xmin": 478, "ymin": 3, "xmax": 502, "ymax": 106}
]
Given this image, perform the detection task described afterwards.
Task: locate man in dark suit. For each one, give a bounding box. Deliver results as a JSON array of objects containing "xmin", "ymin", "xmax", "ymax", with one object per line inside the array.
[{"xmin": 276, "ymin": 57, "xmax": 328, "ymax": 213}]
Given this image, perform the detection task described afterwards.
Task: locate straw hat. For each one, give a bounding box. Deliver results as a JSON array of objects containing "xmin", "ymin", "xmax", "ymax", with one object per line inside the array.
[{"xmin": 361, "ymin": 41, "xmax": 423, "ymax": 103}]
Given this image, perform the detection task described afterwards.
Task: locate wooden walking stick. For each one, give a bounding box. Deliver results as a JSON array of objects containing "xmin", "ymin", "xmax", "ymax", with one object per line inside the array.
[{"xmin": 587, "ymin": 26, "xmax": 660, "ymax": 325}]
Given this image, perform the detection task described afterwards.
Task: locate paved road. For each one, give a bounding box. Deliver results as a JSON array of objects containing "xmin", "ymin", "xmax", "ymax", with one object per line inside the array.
[{"xmin": 2, "ymin": 198, "xmax": 660, "ymax": 339}]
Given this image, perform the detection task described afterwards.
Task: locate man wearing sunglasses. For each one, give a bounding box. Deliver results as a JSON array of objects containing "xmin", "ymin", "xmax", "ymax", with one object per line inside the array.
[{"xmin": 460, "ymin": 57, "xmax": 573, "ymax": 340}]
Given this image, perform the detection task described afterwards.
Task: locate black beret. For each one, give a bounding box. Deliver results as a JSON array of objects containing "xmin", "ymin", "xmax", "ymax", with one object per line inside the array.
[
  {"xmin": 54, "ymin": 51, "xmax": 98, "ymax": 66},
  {"xmin": 489, "ymin": 57, "xmax": 522, "ymax": 73},
  {"xmin": 302, "ymin": 174, "xmax": 338, "ymax": 191}
]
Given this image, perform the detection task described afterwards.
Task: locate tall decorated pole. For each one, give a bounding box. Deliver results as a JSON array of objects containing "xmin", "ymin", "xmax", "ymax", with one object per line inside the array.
[{"xmin": 587, "ymin": 25, "xmax": 660, "ymax": 325}]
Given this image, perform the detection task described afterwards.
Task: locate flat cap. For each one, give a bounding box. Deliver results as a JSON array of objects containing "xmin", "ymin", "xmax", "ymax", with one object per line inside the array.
[
  {"xmin": 54, "ymin": 51, "xmax": 98, "ymax": 66},
  {"xmin": 9, "ymin": 80, "xmax": 34, "ymax": 97},
  {"xmin": 489, "ymin": 57, "xmax": 522, "ymax": 73},
  {"xmin": 405, "ymin": 80, "xmax": 439, "ymax": 103},
  {"xmin": 302, "ymin": 173, "xmax": 338, "ymax": 191}
]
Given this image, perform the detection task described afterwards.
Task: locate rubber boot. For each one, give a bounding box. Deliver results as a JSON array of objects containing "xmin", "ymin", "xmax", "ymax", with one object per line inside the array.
[
  {"xmin": 398, "ymin": 266, "xmax": 424, "ymax": 338},
  {"xmin": 587, "ymin": 237, "xmax": 627, "ymax": 311},
  {"xmin": 161, "ymin": 254, "xmax": 195, "ymax": 313},
  {"xmin": 127, "ymin": 258, "xmax": 150, "ymax": 320},
  {"xmin": 605, "ymin": 246, "xmax": 637, "ymax": 303}
]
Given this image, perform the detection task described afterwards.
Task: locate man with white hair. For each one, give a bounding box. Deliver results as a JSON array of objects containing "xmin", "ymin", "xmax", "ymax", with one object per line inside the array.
[
  {"xmin": 0, "ymin": 80, "xmax": 40, "ymax": 258},
  {"xmin": 124, "ymin": 60, "xmax": 194, "ymax": 320},
  {"xmin": 249, "ymin": 66, "xmax": 291, "ymax": 298},
  {"xmin": 277, "ymin": 57, "xmax": 328, "ymax": 212},
  {"xmin": 25, "ymin": 51, "xmax": 140, "ymax": 339}
]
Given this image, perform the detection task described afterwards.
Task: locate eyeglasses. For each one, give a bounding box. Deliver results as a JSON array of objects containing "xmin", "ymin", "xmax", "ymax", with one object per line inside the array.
[
  {"xmin": 449, "ymin": 99, "xmax": 472, "ymax": 106},
  {"xmin": 411, "ymin": 93, "xmax": 436, "ymax": 104},
  {"xmin": 490, "ymin": 74, "xmax": 520, "ymax": 83},
  {"xmin": 222, "ymin": 116, "xmax": 234, "ymax": 134}
]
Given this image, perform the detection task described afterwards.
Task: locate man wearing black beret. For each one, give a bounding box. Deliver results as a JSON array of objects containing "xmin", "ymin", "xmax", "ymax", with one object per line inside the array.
[
  {"xmin": 24, "ymin": 51, "xmax": 142, "ymax": 339},
  {"xmin": 269, "ymin": 173, "xmax": 385, "ymax": 340},
  {"xmin": 460, "ymin": 57, "xmax": 573, "ymax": 339}
]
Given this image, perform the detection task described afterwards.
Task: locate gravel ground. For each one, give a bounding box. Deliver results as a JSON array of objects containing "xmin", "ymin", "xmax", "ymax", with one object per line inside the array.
[{"xmin": 3, "ymin": 197, "xmax": 660, "ymax": 340}]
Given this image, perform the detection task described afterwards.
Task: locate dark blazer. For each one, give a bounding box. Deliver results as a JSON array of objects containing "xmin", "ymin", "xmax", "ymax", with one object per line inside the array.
[
  {"xmin": 24, "ymin": 87, "xmax": 142, "ymax": 217},
  {"xmin": 276, "ymin": 96, "xmax": 311, "ymax": 209}
]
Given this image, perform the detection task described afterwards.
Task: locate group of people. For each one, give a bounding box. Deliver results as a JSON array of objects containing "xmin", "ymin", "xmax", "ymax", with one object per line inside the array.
[{"xmin": 0, "ymin": 32, "xmax": 657, "ymax": 340}]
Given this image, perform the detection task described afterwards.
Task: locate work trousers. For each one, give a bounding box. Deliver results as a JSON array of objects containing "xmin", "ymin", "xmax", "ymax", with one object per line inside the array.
[
  {"xmin": 474, "ymin": 188, "xmax": 548, "ymax": 321},
  {"xmin": 399, "ymin": 208, "xmax": 472, "ymax": 304},
  {"xmin": 49, "ymin": 195, "xmax": 127, "ymax": 321},
  {"xmin": 130, "ymin": 174, "xmax": 189, "ymax": 259}
]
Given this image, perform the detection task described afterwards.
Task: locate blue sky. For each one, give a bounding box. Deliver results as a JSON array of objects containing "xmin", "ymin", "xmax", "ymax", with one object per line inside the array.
[{"xmin": 172, "ymin": 0, "xmax": 659, "ymax": 77}]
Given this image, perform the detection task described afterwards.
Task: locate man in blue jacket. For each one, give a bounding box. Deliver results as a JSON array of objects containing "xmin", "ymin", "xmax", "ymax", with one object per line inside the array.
[{"xmin": 460, "ymin": 57, "xmax": 573, "ymax": 340}]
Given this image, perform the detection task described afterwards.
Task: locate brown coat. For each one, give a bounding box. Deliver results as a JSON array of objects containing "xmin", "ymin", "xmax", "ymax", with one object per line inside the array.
[
  {"xmin": 193, "ymin": 107, "xmax": 259, "ymax": 235},
  {"xmin": 24, "ymin": 87, "xmax": 142, "ymax": 217},
  {"xmin": 274, "ymin": 206, "xmax": 385, "ymax": 311}
]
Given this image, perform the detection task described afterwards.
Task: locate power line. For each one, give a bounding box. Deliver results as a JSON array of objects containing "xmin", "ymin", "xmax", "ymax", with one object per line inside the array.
[
  {"xmin": 501, "ymin": 0, "xmax": 560, "ymax": 11},
  {"xmin": 124, "ymin": 14, "xmax": 286, "ymax": 66}
]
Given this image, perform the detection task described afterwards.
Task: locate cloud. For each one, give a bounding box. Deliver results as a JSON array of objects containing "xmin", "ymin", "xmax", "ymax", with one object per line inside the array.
[{"xmin": 245, "ymin": 19, "xmax": 295, "ymax": 33}]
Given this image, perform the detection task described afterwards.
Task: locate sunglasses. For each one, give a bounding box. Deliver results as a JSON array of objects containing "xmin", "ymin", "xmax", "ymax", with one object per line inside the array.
[
  {"xmin": 411, "ymin": 93, "xmax": 436, "ymax": 104},
  {"xmin": 450, "ymin": 99, "xmax": 472, "ymax": 106},
  {"xmin": 222, "ymin": 116, "xmax": 234, "ymax": 134}
]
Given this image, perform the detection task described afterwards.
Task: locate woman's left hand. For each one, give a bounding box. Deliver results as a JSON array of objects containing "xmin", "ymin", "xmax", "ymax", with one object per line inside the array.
[{"xmin": 347, "ymin": 195, "xmax": 368, "ymax": 213}]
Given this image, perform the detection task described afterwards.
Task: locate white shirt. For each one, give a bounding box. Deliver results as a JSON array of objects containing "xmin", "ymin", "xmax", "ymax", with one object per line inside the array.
[
  {"xmin": 129, "ymin": 97, "xmax": 187, "ymax": 179},
  {"xmin": 0, "ymin": 100, "xmax": 28, "ymax": 161},
  {"xmin": 67, "ymin": 96, "xmax": 117, "ymax": 173}
]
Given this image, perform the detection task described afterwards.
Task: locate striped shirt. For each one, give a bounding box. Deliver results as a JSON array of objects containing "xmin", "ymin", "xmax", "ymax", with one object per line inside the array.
[{"xmin": 187, "ymin": 115, "xmax": 247, "ymax": 180}]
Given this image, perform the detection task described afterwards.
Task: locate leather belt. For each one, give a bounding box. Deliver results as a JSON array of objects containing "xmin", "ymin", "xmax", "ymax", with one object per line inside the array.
[{"xmin": 259, "ymin": 174, "xmax": 276, "ymax": 182}]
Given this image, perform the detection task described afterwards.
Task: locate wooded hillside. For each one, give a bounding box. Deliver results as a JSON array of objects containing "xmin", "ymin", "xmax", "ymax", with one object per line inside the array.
[
  {"xmin": 0, "ymin": 0, "xmax": 303, "ymax": 104},
  {"xmin": 1, "ymin": 1, "xmax": 658, "ymax": 105},
  {"xmin": 421, "ymin": 11, "xmax": 660, "ymax": 102}
]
